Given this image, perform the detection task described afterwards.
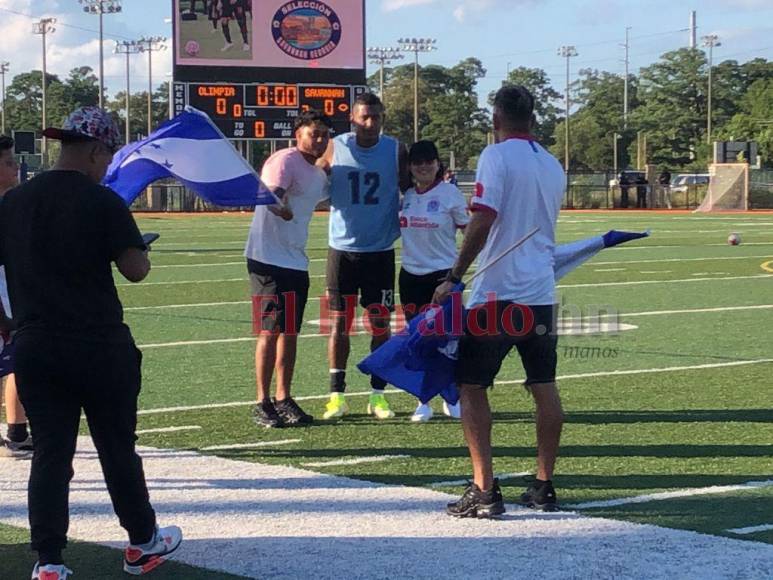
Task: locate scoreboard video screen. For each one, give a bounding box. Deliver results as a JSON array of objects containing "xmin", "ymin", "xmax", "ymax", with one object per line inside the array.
[
  {"xmin": 172, "ymin": 82, "xmax": 364, "ymax": 140},
  {"xmin": 172, "ymin": 1, "xmax": 367, "ymax": 140}
]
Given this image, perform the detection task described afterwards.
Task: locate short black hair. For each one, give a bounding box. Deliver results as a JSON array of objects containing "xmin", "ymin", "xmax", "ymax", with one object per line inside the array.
[
  {"xmin": 354, "ymin": 92, "xmax": 384, "ymax": 110},
  {"xmin": 0, "ymin": 136, "xmax": 13, "ymax": 154},
  {"xmin": 408, "ymin": 140, "xmax": 440, "ymax": 164},
  {"xmin": 493, "ymin": 85, "xmax": 535, "ymax": 126},
  {"xmin": 294, "ymin": 109, "xmax": 333, "ymax": 132}
]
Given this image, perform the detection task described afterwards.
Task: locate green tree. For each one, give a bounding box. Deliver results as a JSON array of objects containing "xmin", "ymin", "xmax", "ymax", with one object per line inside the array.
[
  {"xmin": 631, "ymin": 48, "xmax": 707, "ymax": 167},
  {"xmin": 717, "ymin": 78, "xmax": 773, "ymax": 166},
  {"xmin": 107, "ymin": 82, "xmax": 170, "ymax": 142},
  {"xmin": 494, "ymin": 66, "xmax": 561, "ymax": 146}
]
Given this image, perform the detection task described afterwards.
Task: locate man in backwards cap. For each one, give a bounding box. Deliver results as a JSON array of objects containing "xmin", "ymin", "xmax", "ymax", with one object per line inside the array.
[{"xmin": 0, "ymin": 107, "xmax": 182, "ymax": 579}]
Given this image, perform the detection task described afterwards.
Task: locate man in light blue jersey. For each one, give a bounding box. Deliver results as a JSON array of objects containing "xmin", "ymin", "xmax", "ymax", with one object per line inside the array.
[{"xmin": 320, "ymin": 92, "xmax": 409, "ymax": 420}]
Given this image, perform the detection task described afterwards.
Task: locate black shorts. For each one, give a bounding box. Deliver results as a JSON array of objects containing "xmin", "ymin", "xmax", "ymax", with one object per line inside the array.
[
  {"xmin": 326, "ymin": 248, "xmax": 395, "ymax": 313},
  {"xmin": 248, "ymin": 259, "xmax": 309, "ymax": 334},
  {"xmin": 456, "ymin": 302, "xmax": 558, "ymax": 388},
  {"xmin": 398, "ymin": 267, "xmax": 449, "ymax": 321},
  {"xmin": 220, "ymin": 0, "xmax": 245, "ymax": 18}
]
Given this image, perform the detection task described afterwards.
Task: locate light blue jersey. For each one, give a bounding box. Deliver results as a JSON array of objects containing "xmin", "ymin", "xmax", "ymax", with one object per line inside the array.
[{"xmin": 329, "ymin": 133, "xmax": 401, "ymax": 252}]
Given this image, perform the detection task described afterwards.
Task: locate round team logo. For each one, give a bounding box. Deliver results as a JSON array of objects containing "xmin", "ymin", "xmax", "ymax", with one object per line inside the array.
[
  {"xmin": 272, "ymin": 1, "xmax": 342, "ymax": 61},
  {"xmin": 427, "ymin": 199, "xmax": 440, "ymax": 212}
]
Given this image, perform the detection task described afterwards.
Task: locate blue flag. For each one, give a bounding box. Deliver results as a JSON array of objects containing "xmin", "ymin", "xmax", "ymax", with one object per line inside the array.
[
  {"xmin": 104, "ymin": 107, "xmax": 277, "ymax": 207},
  {"xmin": 358, "ymin": 230, "xmax": 650, "ymax": 405},
  {"xmin": 0, "ymin": 336, "xmax": 14, "ymax": 378}
]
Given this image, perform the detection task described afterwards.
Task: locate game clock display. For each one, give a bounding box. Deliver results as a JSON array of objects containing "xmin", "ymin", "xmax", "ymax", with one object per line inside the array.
[{"xmin": 175, "ymin": 82, "xmax": 363, "ymax": 139}]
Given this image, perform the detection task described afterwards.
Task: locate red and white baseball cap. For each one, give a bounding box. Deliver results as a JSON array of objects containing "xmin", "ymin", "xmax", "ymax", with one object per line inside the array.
[{"xmin": 43, "ymin": 106, "xmax": 122, "ymax": 152}]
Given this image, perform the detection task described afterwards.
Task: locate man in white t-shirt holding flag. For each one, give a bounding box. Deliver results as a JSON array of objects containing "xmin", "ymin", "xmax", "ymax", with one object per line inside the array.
[
  {"xmin": 433, "ymin": 86, "xmax": 566, "ymax": 517},
  {"xmin": 245, "ymin": 110, "xmax": 331, "ymax": 428}
]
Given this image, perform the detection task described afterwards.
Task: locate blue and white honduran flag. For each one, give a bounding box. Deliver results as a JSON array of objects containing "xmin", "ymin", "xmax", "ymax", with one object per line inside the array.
[
  {"xmin": 104, "ymin": 107, "xmax": 277, "ymax": 207},
  {"xmin": 358, "ymin": 230, "xmax": 650, "ymax": 405}
]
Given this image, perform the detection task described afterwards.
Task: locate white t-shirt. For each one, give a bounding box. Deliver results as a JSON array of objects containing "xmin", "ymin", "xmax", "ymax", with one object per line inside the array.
[
  {"xmin": 468, "ymin": 136, "xmax": 565, "ymax": 307},
  {"xmin": 399, "ymin": 181, "xmax": 469, "ymax": 275},
  {"xmin": 245, "ymin": 148, "xmax": 328, "ymax": 272}
]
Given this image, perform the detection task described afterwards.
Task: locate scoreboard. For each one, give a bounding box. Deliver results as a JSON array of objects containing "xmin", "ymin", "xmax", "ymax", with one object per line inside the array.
[{"xmin": 173, "ymin": 82, "xmax": 365, "ymax": 140}]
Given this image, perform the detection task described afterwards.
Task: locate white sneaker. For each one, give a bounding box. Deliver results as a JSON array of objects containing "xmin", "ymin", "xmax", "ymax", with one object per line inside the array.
[
  {"xmin": 31, "ymin": 562, "xmax": 73, "ymax": 579},
  {"xmin": 123, "ymin": 525, "xmax": 183, "ymax": 575},
  {"xmin": 221, "ymin": 42, "xmax": 233, "ymax": 52},
  {"xmin": 410, "ymin": 403, "xmax": 433, "ymax": 422},
  {"xmin": 443, "ymin": 400, "xmax": 462, "ymax": 419},
  {"xmin": 242, "ymin": 43, "xmax": 251, "ymax": 52}
]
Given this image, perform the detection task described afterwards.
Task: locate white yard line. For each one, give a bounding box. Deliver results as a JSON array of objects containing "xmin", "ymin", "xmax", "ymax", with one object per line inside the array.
[
  {"xmin": 557, "ymin": 273, "xmax": 772, "ymax": 288},
  {"xmin": 125, "ymin": 300, "xmax": 250, "ymax": 311},
  {"xmin": 726, "ymin": 524, "xmax": 773, "ymax": 535},
  {"xmin": 608, "ymin": 304, "xmax": 773, "ymax": 318},
  {"xmin": 587, "ymin": 254, "xmax": 773, "ymax": 266},
  {"xmin": 135, "ymin": 426, "xmax": 202, "ymax": 435},
  {"xmin": 1, "ymin": 438, "xmax": 771, "ymax": 579},
  {"xmin": 569, "ymin": 480, "xmax": 773, "ymax": 510},
  {"xmin": 136, "ymin": 390, "xmax": 374, "ymax": 416},
  {"xmin": 429, "ymin": 472, "xmax": 531, "ymax": 488},
  {"xmin": 302, "ymin": 454, "xmax": 410, "ymax": 467},
  {"xmin": 594, "ymin": 268, "xmax": 626, "ymax": 272},
  {"xmin": 640, "ymin": 270, "xmax": 671, "ymax": 274},
  {"xmin": 495, "ymin": 358, "xmax": 773, "ymax": 385},
  {"xmin": 120, "ymin": 272, "xmax": 773, "ymax": 293},
  {"xmin": 201, "ymin": 439, "xmax": 301, "ymax": 451},
  {"xmin": 136, "ymin": 358, "xmax": 773, "ymax": 416}
]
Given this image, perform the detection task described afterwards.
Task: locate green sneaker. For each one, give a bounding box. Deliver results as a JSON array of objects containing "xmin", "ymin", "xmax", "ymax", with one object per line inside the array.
[
  {"xmin": 322, "ymin": 393, "xmax": 349, "ymax": 419},
  {"xmin": 367, "ymin": 393, "xmax": 395, "ymax": 419}
]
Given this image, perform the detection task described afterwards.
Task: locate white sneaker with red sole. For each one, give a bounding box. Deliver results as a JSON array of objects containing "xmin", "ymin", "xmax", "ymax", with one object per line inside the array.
[{"xmin": 123, "ymin": 525, "xmax": 183, "ymax": 575}]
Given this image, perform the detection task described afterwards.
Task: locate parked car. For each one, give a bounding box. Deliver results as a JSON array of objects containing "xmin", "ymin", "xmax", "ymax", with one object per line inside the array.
[{"xmin": 670, "ymin": 174, "xmax": 710, "ymax": 193}]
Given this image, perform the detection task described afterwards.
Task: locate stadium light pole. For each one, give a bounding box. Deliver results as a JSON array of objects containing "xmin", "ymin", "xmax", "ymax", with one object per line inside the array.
[
  {"xmin": 367, "ymin": 47, "xmax": 403, "ymax": 107},
  {"xmin": 558, "ymin": 45, "xmax": 578, "ymax": 207},
  {"xmin": 33, "ymin": 17, "xmax": 56, "ymax": 165},
  {"xmin": 702, "ymin": 34, "xmax": 721, "ymax": 145},
  {"xmin": 115, "ymin": 40, "xmax": 144, "ymax": 146},
  {"xmin": 0, "ymin": 61, "xmax": 9, "ymax": 135},
  {"xmin": 398, "ymin": 38, "xmax": 437, "ymax": 142},
  {"xmin": 138, "ymin": 36, "xmax": 167, "ymax": 137},
  {"xmin": 79, "ymin": 1, "xmax": 123, "ymax": 109}
]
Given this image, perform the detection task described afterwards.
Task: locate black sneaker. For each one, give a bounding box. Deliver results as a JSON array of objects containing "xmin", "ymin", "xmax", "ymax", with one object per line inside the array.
[
  {"xmin": 252, "ymin": 399, "xmax": 284, "ymax": 428},
  {"xmin": 273, "ymin": 397, "xmax": 313, "ymax": 426},
  {"xmin": 520, "ymin": 480, "xmax": 559, "ymax": 511},
  {"xmin": 446, "ymin": 479, "xmax": 505, "ymax": 519}
]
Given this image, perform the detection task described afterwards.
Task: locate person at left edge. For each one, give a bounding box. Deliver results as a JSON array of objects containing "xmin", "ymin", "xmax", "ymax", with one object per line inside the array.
[
  {"xmin": 0, "ymin": 107, "xmax": 182, "ymax": 580},
  {"xmin": 245, "ymin": 110, "xmax": 332, "ymax": 428}
]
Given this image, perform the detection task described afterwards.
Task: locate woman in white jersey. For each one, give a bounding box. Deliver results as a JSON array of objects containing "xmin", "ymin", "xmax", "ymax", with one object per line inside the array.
[{"xmin": 399, "ymin": 141, "xmax": 469, "ymax": 422}]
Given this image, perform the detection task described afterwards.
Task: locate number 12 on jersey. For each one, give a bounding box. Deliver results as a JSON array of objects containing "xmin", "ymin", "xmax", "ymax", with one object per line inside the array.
[{"xmin": 348, "ymin": 171, "xmax": 381, "ymax": 205}]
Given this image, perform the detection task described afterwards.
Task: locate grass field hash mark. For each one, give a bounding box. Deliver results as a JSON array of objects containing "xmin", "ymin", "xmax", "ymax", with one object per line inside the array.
[{"xmin": 569, "ymin": 480, "xmax": 773, "ymax": 509}]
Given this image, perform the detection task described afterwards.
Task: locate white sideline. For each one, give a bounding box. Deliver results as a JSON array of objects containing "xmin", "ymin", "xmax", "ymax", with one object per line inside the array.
[
  {"xmin": 134, "ymin": 358, "xmax": 773, "ymax": 416},
  {"xmin": 147, "ymin": 253, "xmax": 773, "ymax": 272},
  {"xmin": 727, "ymin": 524, "xmax": 773, "ymax": 535},
  {"xmin": 119, "ymin": 273, "xmax": 773, "ymax": 289},
  {"xmin": 1, "ymin": 438, "xmax": 771, "ymax": 579},
  {"xmin": 429, "ymin": 472, "xmax": 531, "ymax": 488},
  {"xmin": 302, "ymin": 454, "xmax": 410, "ymax": 467},
  {"xmin": 201, "ymin": 439, "xmax": 301, "ymax": 451},
  {"xmin": 495, "ymin": 358, "xmax": 773, "ymax": 385},
  {"xmin": 135, "ymin": 426, "xmax": 201, "ymax": 435},
  {"xmin": 569, "ymin": 480, "xmax": 773, "ymax": 510}
]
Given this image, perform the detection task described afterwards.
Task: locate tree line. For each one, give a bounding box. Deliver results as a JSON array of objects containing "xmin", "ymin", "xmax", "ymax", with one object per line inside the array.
[
  {"xmin": 370, "ymin": 48, "xmax": 771, "ymax": 171},
  {"xmin": 1, "ymin": 48, "xmax": 770, "ymax": 172}
]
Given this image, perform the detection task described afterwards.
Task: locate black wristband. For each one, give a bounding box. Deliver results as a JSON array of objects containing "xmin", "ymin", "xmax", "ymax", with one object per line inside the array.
[{"xmin": 445, "ymin": 273, "xmax": 462, "ymax": 284}]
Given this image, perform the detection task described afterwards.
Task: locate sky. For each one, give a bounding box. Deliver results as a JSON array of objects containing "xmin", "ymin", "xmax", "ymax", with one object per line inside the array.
[{"xmin": 0, "ymin": 0, "xmax": 771, "ymax": 108}]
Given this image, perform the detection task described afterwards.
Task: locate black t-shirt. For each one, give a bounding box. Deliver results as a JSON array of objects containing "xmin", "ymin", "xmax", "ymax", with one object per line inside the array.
[{"xmin": 0, "ymin": 170, "xmax": 145, "ymax": 342}]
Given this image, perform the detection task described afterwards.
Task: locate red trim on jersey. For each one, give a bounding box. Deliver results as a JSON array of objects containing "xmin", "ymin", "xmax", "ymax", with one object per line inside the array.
[{"xmin": 415, "ymin": 178, "xmax": 442, "ymax": 194}]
